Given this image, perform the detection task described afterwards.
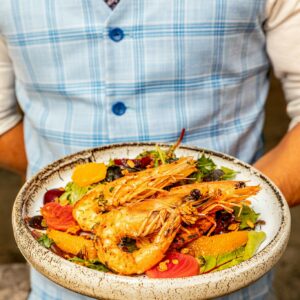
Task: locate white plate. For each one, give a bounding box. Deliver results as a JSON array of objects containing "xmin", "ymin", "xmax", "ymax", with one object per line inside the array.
[{"xmin": 12, "ymin": 143, "xmax": 291, "ymax": 299}]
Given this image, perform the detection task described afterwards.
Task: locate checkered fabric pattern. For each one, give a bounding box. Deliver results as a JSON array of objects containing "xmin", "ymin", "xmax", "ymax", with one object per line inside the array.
[
  {"xmin": 0, "ymin": 1, "xmax": 273, "ymax": 299},
  {"xmin": 0, "ymin": 0, "xmax": 270, "ymax": 178}
]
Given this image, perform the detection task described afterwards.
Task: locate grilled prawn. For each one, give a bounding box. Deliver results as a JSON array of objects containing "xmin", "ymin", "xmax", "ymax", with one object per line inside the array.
[
  {"xmin": 94, "ymin": 199, "xmax": 181, "ymax": 275},
  {"xmin": 73, "ymin": 157, "xmax": 196, "ymax": 231},
  {"xmin": 94, "ymin": 181, "xmax": 260, "ymax": 275}
]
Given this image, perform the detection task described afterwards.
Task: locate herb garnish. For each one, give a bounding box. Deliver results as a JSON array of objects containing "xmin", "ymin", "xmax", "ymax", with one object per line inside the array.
[
  {"xmin": 38, "ymin": 234, "xmax": 54, "ymax": 248},
  {"xmin": 68, "ymin": 257, "xmax": 109, "ymax": 272},
  {"xmin": 234, "ymin": 205, "xmax": 260, "ymax": 229}
]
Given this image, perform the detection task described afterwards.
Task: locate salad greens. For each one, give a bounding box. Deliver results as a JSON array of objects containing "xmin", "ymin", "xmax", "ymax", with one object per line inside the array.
[
  {"xmin": 68, "ymin": 257, "xmax": 109, "ymax": 272},
  {"xmin": 191, "ymin": 154, "xmax": 238, "ymax": 182},
  {"xmin": 38, "ymin": 234, "xmax": 54, "ymax": 248},
  {"xmin": 59, "ymin": 182, "xmax": 93, "ymax": 205},
  {"xmin": 198, "ymin": 231, "xmax": 266, "ymax": 273},
  {"xmin": 234, "ymin": 205, "xmax": 260, "ymax": 230}
]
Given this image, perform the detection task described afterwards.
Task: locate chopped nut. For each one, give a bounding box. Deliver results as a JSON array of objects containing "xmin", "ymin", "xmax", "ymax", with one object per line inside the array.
[
  {"xmin": 127, "ymin": 160, "xmax": 135, "ymax": 168},
  {"xmin": 181, "ymin": 248, "xmax": 189, "ymax": 254},
  {"xmin": 158, "ymin": 260, "xmax": 169, "ymax": 272}
]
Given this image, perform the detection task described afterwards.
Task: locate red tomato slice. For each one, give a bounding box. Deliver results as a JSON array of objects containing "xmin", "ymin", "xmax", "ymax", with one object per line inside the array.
[
  {"xmin": 41, "ymin": 202, "xmax": 78, "ymax": 231},
  {"xmin": 146, "ymin": 252, "xmax": 199, "ymax": 278}
]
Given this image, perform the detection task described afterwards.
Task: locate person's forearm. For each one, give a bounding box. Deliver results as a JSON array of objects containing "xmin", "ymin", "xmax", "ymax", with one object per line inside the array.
[
  {"xmin": 254, "ymin": 123, "xmax": 300, "ymax": 207},
  {"xmin": 0, "ymin": 121, "xmax": 27, "ymax": 176}
]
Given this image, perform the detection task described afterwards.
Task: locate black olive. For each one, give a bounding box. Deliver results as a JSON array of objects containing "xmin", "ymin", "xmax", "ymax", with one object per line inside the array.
[
  {"xmin": 105, "ymin": 165, "xmax": 123, "ymax": 182},
  {"xmin": 190, "ymin": 189, "xmax": 201, "ymax": 200},
  {"xmin": 234, "ymin": 181, "xmax": 246, "ymax": 189}
]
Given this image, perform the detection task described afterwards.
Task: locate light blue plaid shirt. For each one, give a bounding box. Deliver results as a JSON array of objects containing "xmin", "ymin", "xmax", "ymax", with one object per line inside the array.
[{"xmin": 1, "ymin": 0, "xmax": 274, "ymax": 299}]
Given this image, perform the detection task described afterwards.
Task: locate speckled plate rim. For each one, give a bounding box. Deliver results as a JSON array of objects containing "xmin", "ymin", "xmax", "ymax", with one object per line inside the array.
[{"xmin": 12, "ymin": 143, "xmax": 291, "ymax": 300}]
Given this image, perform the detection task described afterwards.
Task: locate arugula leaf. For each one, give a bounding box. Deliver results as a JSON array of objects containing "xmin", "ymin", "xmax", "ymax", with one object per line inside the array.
[
  {"xmin": 234, "ymin": 205, "xmax": 260, "ymax": 229},
  {"xmin": 88, "ymin": 262, "xmax": 110, "ymax": 272},
  {"xmin": 38, "ymin": 234, "xmax": 53, "ymax": 248},
  {"xmin": 68, "ymin": 257, "xmax": 109, "ymax": 272},
  {"xmin": 59, "ymin": 182, "xmax": 92, "ymax": 205},
  {"xmin": 220, "ymin": 166, "xmax": 238, "ymax": 180}
]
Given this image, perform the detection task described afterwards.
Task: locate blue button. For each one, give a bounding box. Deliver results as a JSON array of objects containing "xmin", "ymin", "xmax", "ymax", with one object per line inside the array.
[
  {"xmin": 112, "ymin": 102, "xmax": 127, "ymax": 116},
  {"xmin": 109, "ymin": 28, "xmax": 124, "ymax": 42}
]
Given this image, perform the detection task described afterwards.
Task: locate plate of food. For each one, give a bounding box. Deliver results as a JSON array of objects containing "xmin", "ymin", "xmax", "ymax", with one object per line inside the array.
[{"xmin": 12, "ymin": 138, "xmax": 291, "ymax": 299}]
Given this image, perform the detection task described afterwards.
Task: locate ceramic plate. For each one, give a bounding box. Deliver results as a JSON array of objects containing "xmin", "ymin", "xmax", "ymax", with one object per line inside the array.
[{"xmin": 12, "ymin": 143, "xmax": 291, "ymax": 299}]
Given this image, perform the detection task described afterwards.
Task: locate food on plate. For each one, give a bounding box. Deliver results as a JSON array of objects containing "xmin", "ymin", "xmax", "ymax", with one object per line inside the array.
[
  {"xmin": 41, "ymin": 202, "xmax": 79, "ymax": 232},
  {"xmin": 95, "ymin": 198, "xmax": 181, "ymax": 275},
  {"xmin": 73, "ymin": 156, "xmax": 196, "ymax": 232},
  {"xmin": 187, "ymin": 231, "xmax": 266, "ymax": 273},
  {"xmin": 26, "ymin": 134, "xmax": 266, "ymax": 278},
  {"xmin": 72, "ymin": 162, "xmax": 107, "ymax": 187},
  {"xmin": 146, "ymin": 252, "xmax": 199, "ymax": 278},
  {"xmin": 47, "ymin": 229, "xmax": 97, "ymax": 260}
]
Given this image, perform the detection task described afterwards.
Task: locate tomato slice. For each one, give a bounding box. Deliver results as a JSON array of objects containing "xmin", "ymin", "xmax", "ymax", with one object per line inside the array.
[
  {"xmin": 146, "ymin": 252, "xmax": 199, "ymax": 278},
  {"xmin": 41, "ymin": 202, "xmax": 78, "ymax": 231}
]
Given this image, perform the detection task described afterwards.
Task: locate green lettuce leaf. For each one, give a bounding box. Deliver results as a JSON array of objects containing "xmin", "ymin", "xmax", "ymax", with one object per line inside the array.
[
  {"xmin": 59, "ymin": 182, "xmax": 93, "ymax": 204},
  {"xmin": 243, "ymin": 231, "xmax": 266, "ymax": 260},
  {"xmin": 197, "ymin": 154, "xmax": 217, "ymax": 176},
  {"xmin": 234, "ymin": 205, "xmax": 260, "ymax": 229},
  {"xmin": 220, "ymin": 166, "xmax": 238, "ymax": 180},
  {"xmin": 38, "ymin": 234, "xmax": 53, "ymax": 248},
  {"xmin": 198, "ymin": 231, "xmax": 266, "ymax": 273}
]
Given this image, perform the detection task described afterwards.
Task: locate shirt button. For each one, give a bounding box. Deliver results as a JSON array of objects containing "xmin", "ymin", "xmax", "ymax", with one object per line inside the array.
[
  {"xmin": 109, "ymin": 28, "xmax": 124, "ymax": 42},
  {"xmin": 112, "ymin": 102, "xmax": 127, "ymax": 116}
]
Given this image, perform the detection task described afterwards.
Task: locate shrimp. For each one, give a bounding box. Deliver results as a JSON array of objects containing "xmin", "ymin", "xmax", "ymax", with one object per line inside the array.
[
  {"xmin": 94, "ymin": 181, "xmax": 260, "ymax": 274},
  {"xmin": 169, "ymin": 180, "xmax": 260, "ymax": 202},
  {"xmin": 167, "ymin": 180, "xmax": 260, "ymax": 223},
  {"xmin": 73, "ymin": 157, "xmax": 196, "ymax": 231},
  {"xmin": 94, "ymin": 199, "xmax": 181, "ymax": 275},
  {"xmin": 167, "ymin": 180, "xmax": 260, "ymax": 235}
]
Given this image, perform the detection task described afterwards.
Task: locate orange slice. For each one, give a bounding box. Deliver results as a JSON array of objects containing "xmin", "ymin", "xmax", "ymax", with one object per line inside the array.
[
  {"xmin": 186, "ymin": 231, "xmax": 248, "ymax": 257},
  {"xmin": 71, "ymin": 162, "xmax": 107, "ymax": 187}
]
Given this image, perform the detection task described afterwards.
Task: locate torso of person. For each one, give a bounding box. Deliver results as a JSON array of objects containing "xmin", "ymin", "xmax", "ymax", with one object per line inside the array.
[{"xmin": 0, "ymin": 0, "xmax": 269, "ymax": 177}]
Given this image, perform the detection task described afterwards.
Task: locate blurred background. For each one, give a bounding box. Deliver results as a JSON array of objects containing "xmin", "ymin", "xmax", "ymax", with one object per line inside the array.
[{"xmin": 0, "ymin": 75, "xmax": 299, "ymax": 299}]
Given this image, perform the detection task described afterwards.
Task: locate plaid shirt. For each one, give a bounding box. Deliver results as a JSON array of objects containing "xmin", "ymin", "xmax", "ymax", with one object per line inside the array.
[
  {"xmin": 1, "ymin": 0, "xmax": 270, "ymax": 177},
  {"xmin": 0, "ymin": 0, "xmax": 273, "ymax": 299}
]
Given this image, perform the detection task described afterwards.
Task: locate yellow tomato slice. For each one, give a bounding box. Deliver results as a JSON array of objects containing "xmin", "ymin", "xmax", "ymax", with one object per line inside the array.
[{"xmin": 71, "ymin": 162, "xmax": 107, "ymax": 187}]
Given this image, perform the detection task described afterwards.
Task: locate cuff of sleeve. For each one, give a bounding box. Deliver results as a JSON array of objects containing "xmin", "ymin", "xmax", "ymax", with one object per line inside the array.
[{"xmin": 0, "ymin": 113, "xmax": 23, "ymax": 136}]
